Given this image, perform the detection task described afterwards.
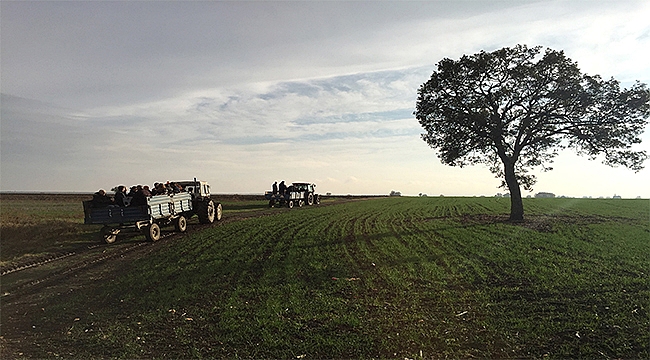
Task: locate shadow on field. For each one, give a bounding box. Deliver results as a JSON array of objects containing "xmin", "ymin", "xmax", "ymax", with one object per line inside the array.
[{"xmin": 0, "ymin": 222, "xmax": 98, "ymax": 261}]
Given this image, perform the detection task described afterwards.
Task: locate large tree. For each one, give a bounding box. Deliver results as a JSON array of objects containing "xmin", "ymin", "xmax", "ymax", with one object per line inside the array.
[{"xmin": 415, "ymin": 45, "xmax": 649, "ymax": 221}]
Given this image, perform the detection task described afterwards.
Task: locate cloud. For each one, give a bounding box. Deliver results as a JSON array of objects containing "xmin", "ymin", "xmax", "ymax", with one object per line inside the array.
[
  {"xmin": 12, "ymin": 1, "xmax": 642, "ymax": 109},
  {"xmin": 0, "ymin": 68, "xmax": 428, "ymax": 192},
  {"xmin": 1, "ymin": 1, "xmax": 649, "ymax": 197}
]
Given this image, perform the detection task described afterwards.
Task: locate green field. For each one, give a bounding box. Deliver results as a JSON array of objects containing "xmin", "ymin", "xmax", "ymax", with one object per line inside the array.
[
  {"xmin": 0, "ymin": 194, "xmax": 269, "ymax": 268},
  {"xmin": 2, "ymin": 196, "xmax": 649, "ymax": 358}
]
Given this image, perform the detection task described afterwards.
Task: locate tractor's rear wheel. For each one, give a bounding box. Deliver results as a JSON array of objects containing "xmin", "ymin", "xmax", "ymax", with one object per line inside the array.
[
  {"xmin": 198, "ymin": 200, "xmax": 216, "ymax": 224},
  {"xmin": 175, "ymin": 215, "xmax": 187, "ymax": 232},
  {"xmin": 215, "ymin": 202, "xmax": 223, "ymax": 221},
  {"xmin": 307, "ymin": 193, "xmax": 314, "ymax": 206},
  {"xmin": 145, "ymin": 223, "xmax": 161, "ymax": 242}
]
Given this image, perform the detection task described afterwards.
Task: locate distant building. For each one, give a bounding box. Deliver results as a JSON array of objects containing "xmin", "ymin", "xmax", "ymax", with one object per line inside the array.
[
  {"xmin": 535, "ymin": 192, "xmax": 555, "ymax": 198},
  {"xmin": 612, "ymin": 194, "xmax": 622, "ymax": 199},
  {"xmin": 389, "ymin": 190, "xmax": 401, "ymax": 197}
]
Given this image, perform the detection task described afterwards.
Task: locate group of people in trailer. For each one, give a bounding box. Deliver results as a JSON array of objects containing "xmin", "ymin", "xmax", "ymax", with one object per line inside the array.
[
  {"xmin": 271, "ymin": 180, "xmax": 299, "ymax": 196},
  {"xmin": 92, "ymin": 181, "xmax": 185, "ymax": 208}
]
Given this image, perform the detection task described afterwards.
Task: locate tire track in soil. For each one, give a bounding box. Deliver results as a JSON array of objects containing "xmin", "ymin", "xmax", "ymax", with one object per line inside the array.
[
  {"xmin": 0, "ymin": 198, "xmax": 367, "ymax": 359},
  {"xmin": 0, "ymin": 213, "xmax": 264, "ymax": 297},
  {"xmin": 1, "ymin": 199, "xmax": 357, "ymax": 297}
]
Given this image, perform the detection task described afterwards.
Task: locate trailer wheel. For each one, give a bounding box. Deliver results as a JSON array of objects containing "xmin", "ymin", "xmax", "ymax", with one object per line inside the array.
[
  {"xmin": 175, "ymin": 215, "xmax": 187, "ymax": 232},
  {"xmin": 198, "ymin": 200, "xmax": 216, "ymax": 224},
  {"xmin": 102, "ymin": 227, "xmax": 116, "ymax": 244},
  {"xmin": 288, "ymin": 200, "xmax": 294, "ymax": 209},
  {"xmin": 315, "ymin": 194, "xmax": 321, "ymax": 205},
  {"xmin": 145, "ymin": 223, "xmax": 161, "ymax": 242},
  {"xmin": 269, "ymin": 199, "xmax": 275, "ymax": 207},
  {"xmin": 307, "ymin": 193, "xmax": 314, "ymax": 206},
  {"xmin": 298, "ymin": 200, "xmax": 304, "ymax": 207}
]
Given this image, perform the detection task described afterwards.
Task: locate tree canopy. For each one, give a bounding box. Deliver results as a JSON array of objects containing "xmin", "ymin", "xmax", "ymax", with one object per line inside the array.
[{"xmin": 415, "ymin": 45, "xmax": 650, "ymax": 220}]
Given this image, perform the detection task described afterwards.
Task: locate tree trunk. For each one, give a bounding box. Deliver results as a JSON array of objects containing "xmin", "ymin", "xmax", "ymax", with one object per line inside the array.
[{"xmin": 504, "ymin": 160, "xmax": 524, "ymax": 221}]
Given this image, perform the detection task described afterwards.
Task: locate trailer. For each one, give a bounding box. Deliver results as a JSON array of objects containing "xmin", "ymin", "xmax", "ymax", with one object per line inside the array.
[
  {"xmin": 265, "ymin": 182, "xmax": 320, "ymax": 208},
  {"xmin": 83, "ymin": 179, "xmax": 221, "ymax": 243}
]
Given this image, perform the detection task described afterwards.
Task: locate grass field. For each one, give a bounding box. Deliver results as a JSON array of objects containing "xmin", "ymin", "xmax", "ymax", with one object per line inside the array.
[
  {"xmin": 0, "ymin": 194, "xmax": 100, "ymax": 266},
  {"xmin": 0, "ymin": 194, "xmax": 268, "ymax": 268},
  {"xmin": 1, "ymin": 195, "xmax": 648, "ymax": 358}
]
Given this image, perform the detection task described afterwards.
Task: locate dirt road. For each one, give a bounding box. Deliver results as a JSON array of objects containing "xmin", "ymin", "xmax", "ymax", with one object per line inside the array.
[{"xmin": 0, "ymin": 195, "xmax": 357, "ymax": 357}]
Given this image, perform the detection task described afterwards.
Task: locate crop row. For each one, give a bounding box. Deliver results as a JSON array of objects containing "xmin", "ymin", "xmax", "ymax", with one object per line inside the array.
[{"xmin": 8, "ymin": 197, "xmax": 650, "ymax": 358}]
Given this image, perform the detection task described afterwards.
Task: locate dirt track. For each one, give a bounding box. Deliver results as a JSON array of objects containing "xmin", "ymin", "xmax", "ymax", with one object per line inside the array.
[
  {"xmin": 0, "ymin": 195, "xmax": 361, "ymax": 358},
  {"xmin": 0, "ymin": 198, "xmax": 280, "ymax": 357}
]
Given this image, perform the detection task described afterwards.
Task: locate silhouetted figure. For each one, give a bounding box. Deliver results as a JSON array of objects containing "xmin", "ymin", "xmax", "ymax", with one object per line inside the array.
[
  {"xmin": 279, "ymin": 181, "xmax": 286, "ymax": 196},
  {"xmin": 92, "ymin": 189, "xmax": 113, "ymax": 208},
  {"xmin": 130, "ymin": 187, "xmax": 148, "ymax": 206},
  {"xmin": 141, "ymin": 185, "xmax": 152, "ymax": 197},
  {"xmin": 114, "ymin": 185, "xmax": 128, "ymax": 207},
  {"xmin": 272, "ymin": 181, "xmax": 278, "ymax": 195}
]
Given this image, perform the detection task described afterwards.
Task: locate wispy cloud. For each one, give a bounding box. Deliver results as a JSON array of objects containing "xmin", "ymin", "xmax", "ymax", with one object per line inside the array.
[{"xmin": 1, "ymin": 1, "xmax": 649, "ymax": 197}]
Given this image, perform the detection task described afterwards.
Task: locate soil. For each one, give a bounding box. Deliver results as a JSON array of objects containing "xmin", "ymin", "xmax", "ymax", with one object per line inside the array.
[
  {"xmin": 0, "ymin": 194, "xmax": 360, "ymax": 358},
  {"xmin": 1, "ymin": 195, "xmax": 599, "ymax": 357}
]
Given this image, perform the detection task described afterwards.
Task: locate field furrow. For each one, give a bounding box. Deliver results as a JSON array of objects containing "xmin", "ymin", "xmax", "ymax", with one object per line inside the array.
[{"xmin": 1, "ymin": 196, "xmax": 648, "ymax": 359}]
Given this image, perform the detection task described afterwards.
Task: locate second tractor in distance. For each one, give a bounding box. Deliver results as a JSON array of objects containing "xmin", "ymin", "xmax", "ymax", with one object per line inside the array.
[{"xmin": 266, "ymin": 182, "xmax": 321, "ymax": 208}]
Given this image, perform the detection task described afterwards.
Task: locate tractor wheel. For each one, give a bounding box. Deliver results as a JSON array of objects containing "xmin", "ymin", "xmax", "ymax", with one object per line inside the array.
[
  {"xmin": 145, "ymin": 223, "xmax": 161, "ymax": 242},
  {"xmin": 298, "ymin": 200, "xmax": 304, "ymax": 207},
  {"xmin": 315, "ymin": 194, "xmax": 321, "ymax": 205},
  {"xmin": 288, "ymin": 200, "xmax": 294, "ymax": 209},
  {"xmin": 215, "ymin": 202, "xmax": 223, "ymax": 221},
  {"xmin": 102, "ymin": 227, "xmax": 116, "ymax": 244},
  {"xmin": 175, "ymin": 215, "xmax": 187, "ymax": 232},
  {"xmin": 307, "ymin": 193, "xmax": 314, "ymax": 206},
  {"xmin": 198, "ymin": 200, "xmax": 216, "ymax": 224}
]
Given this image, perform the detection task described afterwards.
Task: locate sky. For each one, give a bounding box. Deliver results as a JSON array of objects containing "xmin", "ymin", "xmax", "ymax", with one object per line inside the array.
[{"xmin": 1, "ymin": 0, "xmax": 649, "ymax": 198}]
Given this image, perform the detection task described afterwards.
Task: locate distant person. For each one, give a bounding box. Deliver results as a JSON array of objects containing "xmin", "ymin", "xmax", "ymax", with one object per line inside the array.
[
  {"xmin": 153, "ymin": 183, "xmax": 166, "ymax": 195},
  {"xmin": 92, "ymin": 189, "xmax": 113, "ymax": 208},
  {"xmin": 130, "ymin": 186, "xmax": 148, "ymax": 206},
  {"xmin": 272, "ymin": 181, "xmax": 278, "ymax": 195},
  {"xmin": 141, "ymin": 185, "xmax": 152, "ymax": 197},
  {"xmin": 114, "ymin": 185, "xmax": 128, "ymax": 207},
  {"xmin": 170, "ymin": 182, "xmax": 182, "ymax": 193},
  {"xmin": 279, "ymin": 181, "xmax": 286, "ymax": 195}
]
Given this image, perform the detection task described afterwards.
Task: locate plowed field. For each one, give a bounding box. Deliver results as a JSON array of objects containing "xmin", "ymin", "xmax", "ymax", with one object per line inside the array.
[{"xmin": 1, "ymin": 194, "xmax": 648, "ymax": 358}]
